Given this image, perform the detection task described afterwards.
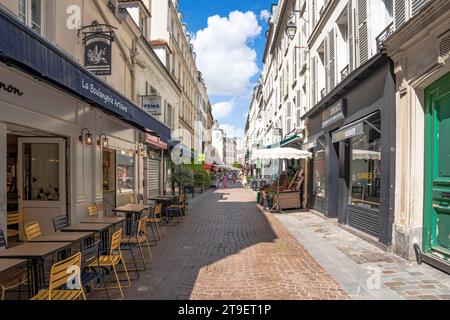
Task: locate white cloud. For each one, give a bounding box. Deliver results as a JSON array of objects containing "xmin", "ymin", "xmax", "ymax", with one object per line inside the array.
[
  {"xmin": 260, "ymin": 10, "xmax": 270, "ymax": 22},
  {"xmin": 219, "ymin": 124, "xmax": 245, "ymax": 138},
  {"xmin": 192, "ymin": 11, "xmax": 262, "ymax": 96},
  {"xmin": 212, "ymin": 101, "xmax": 235, "ymax": 119}
]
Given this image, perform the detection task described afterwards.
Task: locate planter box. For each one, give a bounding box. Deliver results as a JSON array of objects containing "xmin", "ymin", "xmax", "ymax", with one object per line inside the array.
[{"xmin": 275, "ymin": 191, "xmax": 301, "ymax": 210}]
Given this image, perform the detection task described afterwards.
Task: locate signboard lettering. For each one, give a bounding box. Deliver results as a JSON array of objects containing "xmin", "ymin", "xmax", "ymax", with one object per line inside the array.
[
  {"xmin": 142, "ymin": 95, "xmax": 162, "ymax": 115},
  {"xmin": 322, "ymin": 99, "xmax": 346, "ymax": 129},
  {"xmin": 332, "ymin": 122, "xmax": 364, "ymax": 143}
]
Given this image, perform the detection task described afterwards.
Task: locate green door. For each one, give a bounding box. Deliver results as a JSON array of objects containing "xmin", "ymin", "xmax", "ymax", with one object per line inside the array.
[{"xmin": 424, "ymin": 73, "xmax": 450, "ymax": 262}]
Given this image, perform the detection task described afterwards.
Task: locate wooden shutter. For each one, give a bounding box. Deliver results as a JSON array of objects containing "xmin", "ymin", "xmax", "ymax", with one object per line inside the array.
[
  {"xmin": 311, "ymin": 56, "xmax": 317, "ymax": 105},
  {"xmin": 348, "ymin": 2, "xmax": 354, "ymax": 72},
  {"xmin": 357, "ymin": 0, "xmax": 369, "ymax": 65},
  {"xmin": 324, "ymin": 37, "xmax": 329, "ymax": 94},
  {"xmin": 394, "ymin": 0, "xmax": 406, "ymax": 29},
  {"xmin": 328, "ymin": 28, "xmax": 336, "ymax": 90},
  {"xmin": 411, "ymin": 0, "xmax": 428, "ymax": 17}
]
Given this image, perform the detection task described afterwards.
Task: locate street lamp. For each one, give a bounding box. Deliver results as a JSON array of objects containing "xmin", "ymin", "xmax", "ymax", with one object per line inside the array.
[{"xmin": 286, "ymin": 20, "xmax": 297, "ymax": 40}]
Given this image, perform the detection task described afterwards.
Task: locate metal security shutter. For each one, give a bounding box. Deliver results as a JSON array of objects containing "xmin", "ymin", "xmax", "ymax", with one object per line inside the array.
[
  {"xmin": 328, "ymin": 28, "xmax": 336, "ymax": 90},
  {"xmin": 357, "ymin": 0, "xmax": 369, "ymax": 65},
  {"xmin": 411, "ymin": 0, "xmax": 429, "ymax": 17},
  {"xmin": 147, "ymin": 158, "xmax": 160, "ymax": 196},
  {"xmin": 394, "ymin": 0, "xmax": 406, "ymax": 29},
  {"xmin": 347, "ymin": 206, "xmax": 380, "ymax": 238},
  {"xmin": 348, "ymin": 3, "xmax": 355, "ymax": 72}
]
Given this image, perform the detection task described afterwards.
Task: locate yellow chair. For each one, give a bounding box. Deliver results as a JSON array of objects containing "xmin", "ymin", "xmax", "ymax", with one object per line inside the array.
[
  {"xmin": 121, "ymin": 217, "xmax": 153, "ymax": 271},
  {"xmin": 129, "ymin": 194, "xmax": 137, "ymax": 204},
  {"xmin": 95, "ymin": 202, "xmax": 105, "ymax": 216},
  {"xmin": 88, "ymin": 205, "xmax": 98, "ymax": 218},
  {"xmin": 166, "ymin": 194, "xmax": 185, "ymax": 221},
  {"xmin": 31, "ymin": 252, "xmax": 86, "ymax": 300},
  {"xmin": 88, "ymin": 229, "xmax": 131, "ymax": 300},
  {"xmin": 6, "ymin": 211, "xmax": 24, "ymax": 239},
  {"xmin": 146, "ymin": 203, "xmax": 165, "ymax": 240},
  {"xmin": 24, "ymin": 221, "xmax": 42, "ymax": 241}
]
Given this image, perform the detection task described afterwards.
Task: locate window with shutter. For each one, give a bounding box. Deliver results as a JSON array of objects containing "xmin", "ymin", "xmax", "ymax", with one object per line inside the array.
[
  {"xmin": 328, "ymin": 28, "xmax": 336, "ymax": 90},
  {"xmin": 394, "ymin": 0, "xmax": 406, "ymax": 29},
  {"xmin": 411, "ymin": 0, "xmax": 428, "ymax": 17},
  {"xmin": 324, "ymin": 37, "xmax": 329, "ymax": 94},
  {"xmin": 311, "ymin": 56, "xmax": 317, "ymax": 105},
  {"xmin": 348, "ymin": 2, "xmax": 355, "ymax": 72},
  {"xmin": 357, "ymin": 0, "xmax": 369, "ymax": 65}
]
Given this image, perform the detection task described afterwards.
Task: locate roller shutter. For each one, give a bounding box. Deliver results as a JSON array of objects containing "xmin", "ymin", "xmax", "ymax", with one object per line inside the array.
[{"xmin": 147, "ymin": 158, "xmax": 161, "ymax": 196}]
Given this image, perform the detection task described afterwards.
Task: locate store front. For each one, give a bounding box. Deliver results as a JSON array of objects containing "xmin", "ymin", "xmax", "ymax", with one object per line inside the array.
[
  {"xmin": 303, "ymin": 53, "xmax": 395, "ymax": 246},
  {"xmin": 144, "ymin": 134, "xmax": 168, "ymax": 198}
]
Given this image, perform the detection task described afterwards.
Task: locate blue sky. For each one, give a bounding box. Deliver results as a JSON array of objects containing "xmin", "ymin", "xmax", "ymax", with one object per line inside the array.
[{"xmin": 179, "ymin": 0, "xmax": 273, "ymax": 138}]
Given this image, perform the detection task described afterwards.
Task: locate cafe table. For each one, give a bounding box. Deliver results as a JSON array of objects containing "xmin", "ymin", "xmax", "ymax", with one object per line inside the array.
[
  {"xmin": 61, "ymin": 223, "xmax": 111, "ymax": 253},
  {"xmin": 28, "ymin": 232, "xmax": 94, "ymax": 250},
  {"xmin": 79, "ymin": 216, "xmax": 125, "ymax": 232},
  {"xmin": 0, "ymin": 242, "xmax": 72, "ymax": 296},
  {"xmin": 113, "ymin": 204, "xmax": 153, "ymax": 235},
  {"xmin": 0, "ymin": 258, "xmax": 29, "ymax": 299}
]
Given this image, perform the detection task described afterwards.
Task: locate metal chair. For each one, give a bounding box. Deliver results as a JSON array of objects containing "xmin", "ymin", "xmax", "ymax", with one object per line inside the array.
[
  {"xmin": 146, "ymin": 203, "xmax": 165, "ymax": 241},
  {"xmin": 95, "ymin": 202, "xmax": 105, "ymax": 216},
  {"xmin": 87, "ymin": 229, "xmax": 131, "ymax": 300},
  {"xmin": 121, "ymin": 218, "xmax": 153, "ymax": 273},
  {"xmin": 165, "ymin": 193, "xmax": 185, "ymax": 222},
  {"xmin": 52, "ymin": 215, "xmax": 69, "ymax": 232},
  {"xmin": 24, "ymin": 221, "xmax": 42, "ymax": 241},
  {"xmin": 80, "ymin": 240, "xmax": 109, "ymax": 299},
  {"xmin": 88, "ymin": 205, "xmax": 98, "ymax": 217},
  {"xmin": 31, "ymin": 252, "xmax": 86, "ymax": 300},
  {"xmin": 6, "ymin": 211, "xmax": 23, "ymax": 239}
]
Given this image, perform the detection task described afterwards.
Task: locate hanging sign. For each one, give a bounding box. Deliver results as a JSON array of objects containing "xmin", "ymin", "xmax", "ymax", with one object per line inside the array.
[
  {"xmin": 79, "ymin": 21, "xmax": 116, "ymax": 75},
  {"xmin": 322, "ymin": 99, "xmax": 346, "ymax": 129},
  {"xmin": 332, "ymin": 122, "xmax": 364, "ymax": 143},
  {"xmin": 142, "ymin": 95, "xmax": 162, "ymax": 115}
]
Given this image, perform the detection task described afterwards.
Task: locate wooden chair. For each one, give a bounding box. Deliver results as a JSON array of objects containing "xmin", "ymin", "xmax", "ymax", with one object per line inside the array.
[
  {"xmin": 88, "ymin": 205, "xmax": 98, "ymax": 218},
  {"xmin": 146, "ymin": 203, "xmax": 165, "ymax": 241},
  {"xmin": 6, "ymin": 211, "xmax": 23, "ymax": 239},
  {"xmin": 88, "ymin": 229, "xmax": 131, "ymax": 300},
  {"xmin": 24, "ymin": 221, "xmax": 42, "ymax": 241},
  {"xmin": 31, "ymin": 252, "xmax": 86, "ymax": 300},
  {"xmin": 121, "ymin": 218, "xmax": 153, "ymax": 272},
  {"xmin": 0, "ymin": 230, "xmax": 28, "ymax": 300}
]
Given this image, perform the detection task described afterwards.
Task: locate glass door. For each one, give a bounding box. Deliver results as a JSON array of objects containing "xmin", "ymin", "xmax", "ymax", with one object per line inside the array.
[{"xmin": 18, "ymin": 138, "xmax": 66, "ymax": 234}]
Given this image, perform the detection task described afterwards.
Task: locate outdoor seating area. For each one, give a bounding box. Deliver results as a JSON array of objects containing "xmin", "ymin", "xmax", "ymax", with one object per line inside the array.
[{"xmin": 0, "ymin": 192, "xmax": 188, "ymax": 300}]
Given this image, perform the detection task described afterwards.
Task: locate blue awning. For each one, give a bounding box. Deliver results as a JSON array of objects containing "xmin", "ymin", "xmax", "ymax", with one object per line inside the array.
[{"xmin": 0, "ymin": 6, "xmax": 171, "ymax": 143}]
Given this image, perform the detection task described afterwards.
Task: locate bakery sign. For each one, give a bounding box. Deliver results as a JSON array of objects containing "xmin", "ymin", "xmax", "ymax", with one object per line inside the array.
[
  {"xmin": 322, "ymin": 99, "xmax": 346, "ymax": 129},
  {"xmin": 78, "ymin": 21, "xmax": 116, "ymax": 75}
]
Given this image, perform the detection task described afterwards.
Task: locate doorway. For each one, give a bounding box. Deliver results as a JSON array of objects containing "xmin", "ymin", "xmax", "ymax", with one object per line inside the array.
[
  {"xmin": 102, "ymin": 149, "xmax": 116, "ymax": 215},
  {"xmin": 424, "ymin": 73, "xmax": 450, "ymax": 265}
]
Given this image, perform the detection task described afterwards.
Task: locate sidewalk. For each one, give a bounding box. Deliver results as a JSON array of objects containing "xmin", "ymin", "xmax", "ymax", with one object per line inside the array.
[{"xmin": 274, "ymin": 210, "xmax": 450, "ymax": 300}]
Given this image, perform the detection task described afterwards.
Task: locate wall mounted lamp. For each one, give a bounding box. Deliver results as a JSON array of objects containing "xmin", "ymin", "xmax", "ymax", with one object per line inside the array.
[
  {"xmin": 97, "ymin": 134, "xmax": 109, "ymax": 148},
  {"xmin": 79, "ymin": 128, "xmax": 93, "ymax": 145}
]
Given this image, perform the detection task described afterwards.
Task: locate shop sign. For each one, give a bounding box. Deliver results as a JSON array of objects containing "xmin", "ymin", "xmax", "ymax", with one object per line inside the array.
[
  {"xmin": 332, "ymin": 122, "xmax": 364, "ymax": 143},
  {"xmin": 79, "ymin": 21, "xmax": 116, "ymax": 76},
  {"xmin": 142, "ymin": 96, "xmax": 162, "ymax": 116},
  {"xmin": 81, "ymin": 78, "xmax": 128, "ymax": 113},
  {"xmin": 0, "ymin": 81, "xmax": 23, "ymax": 97},
  {"xmin": 322, "ymin": 99, "xmax": 346, "ymax": 129}
]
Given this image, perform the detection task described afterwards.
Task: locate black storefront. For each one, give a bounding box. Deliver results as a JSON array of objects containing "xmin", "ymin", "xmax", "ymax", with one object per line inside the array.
[{"xmin": 303, "ymin": 53, "xmax": 395, "ymax": 246}]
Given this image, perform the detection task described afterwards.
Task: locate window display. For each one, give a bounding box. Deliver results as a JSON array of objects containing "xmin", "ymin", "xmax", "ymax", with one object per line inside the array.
[
  {"xmin": 117, "ymin": 152, "xmax": 135, "ymax": 194},
  {"xmin": 349, "ymin": 114, "xmax": 381, "ymax": 210},
  {"xmin": 313, "ymin": 137, "xmax": 326, "ymax": 199}
]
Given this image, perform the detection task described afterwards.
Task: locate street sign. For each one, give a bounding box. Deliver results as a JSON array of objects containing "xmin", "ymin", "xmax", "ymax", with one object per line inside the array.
[{"xmin": 142, "ymin": 95, "xmax": 162, "ymax": 115}]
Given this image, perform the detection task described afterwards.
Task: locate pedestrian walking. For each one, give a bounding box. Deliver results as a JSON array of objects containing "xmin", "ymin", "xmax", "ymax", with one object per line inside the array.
[{"xmin": 223, "ymin": 173, "xmax": 228, "ymax": 188}]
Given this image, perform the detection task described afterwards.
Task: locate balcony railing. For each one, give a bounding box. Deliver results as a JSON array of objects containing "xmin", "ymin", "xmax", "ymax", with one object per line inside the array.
[
  {"xmin": 340, "ymin": 65, "xmax": 349, "ymax": 81},
  {"xmin": 376, "ymin": 22, "xmax": 395, "ymax": 51}
]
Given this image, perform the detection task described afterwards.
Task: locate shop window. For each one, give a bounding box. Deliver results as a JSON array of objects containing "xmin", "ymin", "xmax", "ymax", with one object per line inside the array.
[
  {"xmin": 313, "ymin": 137, "xmax": 326, "ymax": 199},
  {"xmin": 348, "ymin": 113, "xmax": 381, "ymax": 210},
  {"xmin": 117, "ymin": 152, "xmax": 135, "ymax": 194}
]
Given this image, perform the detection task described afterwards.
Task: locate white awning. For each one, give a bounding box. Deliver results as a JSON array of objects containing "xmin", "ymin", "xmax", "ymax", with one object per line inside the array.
[{"xmin": 251, "ymin": 147, "xmax": 312, "ymax": 161}]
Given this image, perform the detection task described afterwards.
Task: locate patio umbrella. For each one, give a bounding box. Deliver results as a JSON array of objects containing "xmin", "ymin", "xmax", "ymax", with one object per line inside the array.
[{"xmin": 250, "ymin": 147, "xmax": 312, "ymax": 161}]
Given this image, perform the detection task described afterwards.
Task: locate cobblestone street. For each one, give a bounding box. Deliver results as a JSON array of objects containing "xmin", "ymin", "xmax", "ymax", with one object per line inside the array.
[{"xmin": 92, "ymin": 186, "xmax": 348, "ymax": 300}]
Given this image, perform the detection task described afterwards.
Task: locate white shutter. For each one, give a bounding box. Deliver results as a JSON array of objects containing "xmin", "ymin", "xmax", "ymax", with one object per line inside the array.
[
  {"xmin": 357, "ymin": 0, "xmax": 369, "ymax": 65},
  {"xmin": 394, "ymin": 0, "xmax": 406, "ymax": 29},
  {"xmin": 411, "ymin": 0, "xmax": 428, "ymax": 17},
  {"xmin": 328, "ymin": 28, "xmax": 336, "ymax": 90},
  {"xmin": 348, "ymin": 2, "xmax": 354, "ymax": 72},
  {"xmin": 311, "ymin": 56, "xmax": 317, "ymax": 105},
  {"xmin": 324, "ymin": 37, "xmax": 329, "ymax": 94},
  {"xmin": 147, "ymin": 158, "xmax": 161, "ymax": 196}
]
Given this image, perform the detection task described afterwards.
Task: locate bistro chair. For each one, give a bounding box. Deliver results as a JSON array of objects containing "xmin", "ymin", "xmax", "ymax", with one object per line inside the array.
[
  {"xmin": 0, "ymin": 230, "xmax": 28, "ymax": 300},
  {"xmin": 24, "ymin": 221, "xmax": 42, "ymax": 241},
  {"xmin": 88, "ymin": 205, "xmax": 98, "ymax": 218},
  {"xmin": 6, "ymin": 211, "xmax": 24, "ymax": 239},
  {"xmin": 146, "ymin": 203, "xmax": 165, "ymax": 241},
  {"xmin": 129, "ymin": 194, "xmax": 137, "ymax": 204},
  {"xmin": 121, "ymin": 217, "xmax": 153, "ymax": 272},
  {"xmin": 95, "ymin": 202, "xmax": 105, "ymax": 216},
  {"xmin": 88, "ymin": 229, "xmax": 131, "ymax": 300},
  {"xmin": 137, "ymin": 194, "xmax": 144, "ymax": 204},
  {"xmin": 31, "ymin": 251, "xmax": 86, "ymax": 300},
  {"xmin": 165, "ymin": 193, "xmax": 185, "ymax": 222},
  {"xmin": 80, "ymin": 240, "xmax": 109, "ymax": 299},
  {"xmin": 52, "ymin": 215, "xmax": 69, "ymax": 232}
]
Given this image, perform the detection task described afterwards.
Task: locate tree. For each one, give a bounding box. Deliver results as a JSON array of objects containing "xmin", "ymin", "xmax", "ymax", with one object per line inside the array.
[{"xmin": 169, "ymin": 164, "xmax": 194, "ymax": 196}]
